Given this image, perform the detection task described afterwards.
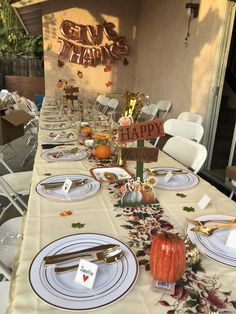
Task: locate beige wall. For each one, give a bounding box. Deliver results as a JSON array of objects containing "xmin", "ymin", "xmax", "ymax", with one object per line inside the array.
[
  {"xmin": 134, "ymin": 0, "xmax": 225, "ymax": 123},
  {"xmin": 42, "ymin": 0, "xmax": 226, "ymax": 123},
  {"xmin": 42, "ymin": 0, "xmax": 140, "ymax": 100}
]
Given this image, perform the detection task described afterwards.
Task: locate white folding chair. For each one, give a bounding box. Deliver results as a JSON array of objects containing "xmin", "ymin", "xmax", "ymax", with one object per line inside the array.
[
  {"xmin": 229, "ymin": 180, "xmax": 236, "ymax": 199},
  {"xmin": 154, "ymin": 118, "xmax": 204, "ymax": 146},
  {"xmin": 156, "ymin": 100, "xmax": 172, "ymax": 120},
  {"xmin": 177, "ymin": 111, "xmax": 203, "ymax": 124},
  {"xmin": 141, "ymin": 103, "xmax": 159, "ymax": 120},
  {"xmin": 0, "ymin": 153, "xmax": 31, "ymax": 219},
  {"xmin": 162, "ymin": 136, "xmax": 207, "ymax": 173},
  {"xmin": 94, "ymin": 95, "xmax": 110, "ymax": 113},
  {"xmin": 0, "ymin": 217, "xmax": 22, "ymax": 314},
  {"xmin": 104, "ymin": 98, "xmax": 119, "ymax": 115}
]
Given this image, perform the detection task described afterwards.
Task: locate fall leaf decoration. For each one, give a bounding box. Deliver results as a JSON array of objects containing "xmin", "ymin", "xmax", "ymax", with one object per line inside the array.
[
  {"xmin": 104, "ymin": 65, "xmax": 112, "ymax": 72},
  {"xmin": 71, "ymin": 222, "xmax": 85, "ymax": 228},
  {"xmin": 59, "ymin": 210, "xmax": 73, "ymax": 217},
  {"xmin": 57, "ymin": 59, "xmax": 65, "ymax": 68},
  {"xmin": 176, "ymin": 193, "xmax": 187, "ymax": 198},
  {"xmin": 105, "ymin": 80, "xmax": 112, "ymax": 87},
  {"xmin": 183, "ymin": 206, "xmax": 195, "ymax": 212},
  {"xmin": 123, "ymin": 58, "xmax": 129, "ymax": 65},
  {"xmin": 77, "ymin": 70, "xmax": 83, "ymax": 78}
]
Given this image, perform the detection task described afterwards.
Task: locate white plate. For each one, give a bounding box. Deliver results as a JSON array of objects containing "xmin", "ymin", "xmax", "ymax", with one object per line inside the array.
[
  {"xmin": 90, "ymin": 167, "xmax": 132, "ymax": 182},
  {"xmin": 29, "ymin": 233, "xmax": 138, "ymax": 311},
  {"xmin": 187, "ymin": 215, "xmax": 236, "ymax": 267},
  {"xmin": 36, "ymin": 174, "xmax": 100, "ymax": 201},
  {"xmin": 41, "ymin": 133, "xmax": 76, "ymax": 143},
  {"xmin": 41, "ymin": 148, "xmax": 87, "ymax": 162},
  {"xmin": 144, "ymin": 167, "xmax": 199, "ymax": 190},
  {"xmin": 40, "ymin": 123, "xmax": 73, "ymax": 131},
  {"xmin": 42, "ymin": 116, "xmax": 69, "ymax": 122}
]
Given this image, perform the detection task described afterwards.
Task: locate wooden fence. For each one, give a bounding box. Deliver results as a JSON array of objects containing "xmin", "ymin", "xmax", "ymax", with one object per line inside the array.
[{"xmin": 0, "ymin": 57, "xmax": 44, "ymax": 77}]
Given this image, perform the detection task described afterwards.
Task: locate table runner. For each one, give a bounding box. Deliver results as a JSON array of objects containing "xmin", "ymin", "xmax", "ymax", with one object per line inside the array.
[{"xmin": 6, "ymin": 97, "xmax": 236, "ymax": 314}]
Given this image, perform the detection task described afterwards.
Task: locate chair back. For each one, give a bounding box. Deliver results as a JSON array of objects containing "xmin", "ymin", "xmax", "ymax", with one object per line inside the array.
[
  {"xmin": 11, "ymin": 92, "xmax": 21, "ymax": 103},
  {"xmin": 163, "ymin": 136, "xmax": 207, "ymax": 173},
  {"xmin": 14, "ymin": 101, "xmax": 30, "ymax": 113},
  {"xmin": 141, "ymin": 103, "xmax": 159, "ymax": 120},
  {"xmin": 178, "ymin": 111, "xmax": 203, "ymax": 124},
  {"xmin": 156, "ymin": 100, "xmax": 172, "ymax": 119},
  {"xmin": 95, "ymin": 95, "xmax": 110, "ymax": 112},
  {"xmin": 164, "ymin": 118, "xmax": 204, "ymax": 143},
  {"xmin": 0, "ymin": 281, "xmax": 10, "ymax": 314}
]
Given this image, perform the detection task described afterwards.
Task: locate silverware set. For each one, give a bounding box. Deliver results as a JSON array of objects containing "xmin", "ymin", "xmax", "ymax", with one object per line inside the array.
[
  {"xmin": 187, "ymin": 217, "xmax": 236, "ymax": 236},
  {"xmin": 41, "ymin": 178, "xmax": 88, "ymax": 190},
  {"xmin": 147, "ymin": 168, "xmax": 189, "ymax": 176},
  {"xmin": 44, "ymin": 244, "xmax": 124, "ymax": 273}
]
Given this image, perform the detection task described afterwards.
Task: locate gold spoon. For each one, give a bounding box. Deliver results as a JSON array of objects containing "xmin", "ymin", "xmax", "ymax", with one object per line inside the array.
[
  {"xmin": 191, "ymin": 222, "xmax": 236, "ymax": 236},
  {"xmin": 186, "ymin": 217, "xmax": 236, "ymax": 226},
  {"xmin": 54, "ymin": 249, "xmax": 124, "ymax": 273}
]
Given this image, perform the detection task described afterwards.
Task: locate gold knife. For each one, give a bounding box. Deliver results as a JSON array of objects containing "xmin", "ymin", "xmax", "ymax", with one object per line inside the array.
[{"xmin": 44, "ymin": 244, "xmax": 119, "ymax": 265}]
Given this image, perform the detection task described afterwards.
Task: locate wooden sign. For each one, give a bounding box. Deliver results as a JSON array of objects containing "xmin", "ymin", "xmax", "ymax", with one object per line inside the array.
[
  {"xmin": 64, "ymin": 95, "xmax": 78, "ymax": 100},
  {"xmin": 121, "ymin": 147, "xmax": 159, "ymax": 162},
  {"xmin": 64, "ymin": 87, "xmax": 79, "ymax": 93},
  {"xmin": 118, "ymin": 119, "xmax": 164, "ymax": 143}
]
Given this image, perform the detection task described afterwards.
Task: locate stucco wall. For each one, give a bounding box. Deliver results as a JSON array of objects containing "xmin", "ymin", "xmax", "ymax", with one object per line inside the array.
[
  {"xmin": 42, "ymin": 0, "xmax": 225, "ymax": 123},
  {"xmin": 134, "ymin": 0, "xmax": 225, "ymax": 123},
  {"xmin": 42, "ymin": 0, "xmax": 140, "ymax": 100}
]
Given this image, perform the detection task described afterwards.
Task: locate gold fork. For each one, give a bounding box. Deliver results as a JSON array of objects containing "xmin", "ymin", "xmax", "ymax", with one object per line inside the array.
[{"xmin": 186, "ymin": 217, "xmax": 236, "ymax": 226}]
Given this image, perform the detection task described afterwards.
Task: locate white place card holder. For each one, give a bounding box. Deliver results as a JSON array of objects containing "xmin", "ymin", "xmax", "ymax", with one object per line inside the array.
[
  {"xmin": 163, "ymin": 171, "xmax": 173, "ymax": 183},
  {"xmin": 62, "ymin": 178, "xmax": 73, "ymax": 194},
  {"xmin": 74, "ymin": 259, "xmax": 99, "ymax": 289},
  {"xmin": 225, "ymin": 229, "xmax": 236, "ymax": 250},
  {"xmin": 197, "ymin": 194, "xmax": 211, "ymax": 210}
]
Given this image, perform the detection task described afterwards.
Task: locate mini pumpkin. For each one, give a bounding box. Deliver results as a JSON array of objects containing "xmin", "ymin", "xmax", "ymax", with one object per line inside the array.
[{"xmin": 150, "ymin": 231, "xmax": 186, "ymax": 283}]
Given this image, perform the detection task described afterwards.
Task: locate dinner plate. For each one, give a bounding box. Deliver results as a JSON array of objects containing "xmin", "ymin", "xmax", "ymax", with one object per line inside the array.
[
  {"xmin": 41, "ymin": 148, "xmax": 87, "ymax": 162},
  {"xmin": 187, "ymin": 215, "xmax": 236, "ymax": 267},
  {"xmin": 41, "ymin": 132, "xmax": 76, "ymax": 143},
  {"xmin": 144, "ymin": 166, "xmax": 199, "ymax": 190},
  {"xmin": 29, "ymin": 233, "xmax": 138, "ymax": 311},
  {"xmin": 36, "ymin": 174, "xmax": 101, "ymax": 201},
  {"xmin": 40, "ymin": 123, "xmax": 73, "ymax": 131}
]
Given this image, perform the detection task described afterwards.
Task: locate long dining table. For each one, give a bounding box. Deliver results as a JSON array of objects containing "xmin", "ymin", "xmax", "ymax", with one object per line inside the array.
[{"xmin": 6, "ymin": 96, "xmax": 236, "ymax": 314}]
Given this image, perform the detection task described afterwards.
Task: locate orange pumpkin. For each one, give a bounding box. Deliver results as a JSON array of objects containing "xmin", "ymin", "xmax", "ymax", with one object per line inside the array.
[
  {"xmin": 96, "ymin": 145, "xmax": 111, "ymax": 159},
  {"xmin": 150, "ymin": 231, "xmax": 186, "ymax": 283}
]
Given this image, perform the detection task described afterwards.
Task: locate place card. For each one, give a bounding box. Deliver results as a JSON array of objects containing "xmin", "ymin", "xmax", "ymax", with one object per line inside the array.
[
  {"xmin": 62, "ymin": 178, "xmax": 73, "ymax": 194},
  {"xmin": 197, "ymin": 194, "xmax": 211, "ymax": 210},
  {"xmin": 74, "ymin": 259, "xmax": 98, "ymax": 289},
  {"xmin": 163, "ymin": 171, "xmax": 173, "ymax": 183},
  {"xmin": 225, "ymin": 229, "xmax": 236, "ymax": 250}
]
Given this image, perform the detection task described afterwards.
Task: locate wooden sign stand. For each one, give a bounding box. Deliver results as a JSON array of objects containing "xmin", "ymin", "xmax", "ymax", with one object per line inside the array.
[{"xmin": 136, "ymin": 137, "xmax": 144, "ymax": 181}]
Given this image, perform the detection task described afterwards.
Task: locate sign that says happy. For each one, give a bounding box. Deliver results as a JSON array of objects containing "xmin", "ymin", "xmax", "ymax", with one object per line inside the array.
[{"xmin": 117, "ymin": 119, "xmax": 164, "ymax": 143}]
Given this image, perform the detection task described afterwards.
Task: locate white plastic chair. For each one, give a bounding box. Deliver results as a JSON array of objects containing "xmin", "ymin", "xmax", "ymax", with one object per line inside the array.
[
  {"xmin": 162, "ymin": 136, "xmax": 207, "ymax": 173},
  {"xmin": 95, "ymin": 95, "xmax": 110, "ymax": 113},
  {"xmin": 0, "ymin": 153, "xmax": 31, "ymax": 219},
  {"xmin": 177, "ymin": 111, "xmax": 203, "ymax": 124},
  {"xmin": 11, "ymin": 92, "xmax": 22, "ymax": 103},
  {"xmin": 155, "ymin": 118, "xmax": 204, "ymax": 146},
  {"xmin": 104, "ymin": 98, "xmax": 119, "ymax": 115},
  {"xmin": 156, "ymin": 100, "xmax": 172, "ymax": 120},
  {"xmin": 0, "ymin": 217, "xmax": 22, "ymax": 314},
  {"xmin": 141, "ymin": 103, "xmax": 159, "ymax": 120},
  {"xmin": 229, "ymin": 180, "xmax": 236, "ymax": 199}
]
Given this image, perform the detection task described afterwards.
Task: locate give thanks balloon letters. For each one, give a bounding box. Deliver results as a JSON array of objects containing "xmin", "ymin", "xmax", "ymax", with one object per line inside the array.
[{"xmin": 58, "ymin": 20, "xmax": 129, "ymax": 67}]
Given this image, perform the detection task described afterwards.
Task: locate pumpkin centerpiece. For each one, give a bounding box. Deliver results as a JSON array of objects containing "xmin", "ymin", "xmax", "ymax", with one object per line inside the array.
[{"xmin": 150, "ymin": 231, "xmax": 186, "ymax": 283}]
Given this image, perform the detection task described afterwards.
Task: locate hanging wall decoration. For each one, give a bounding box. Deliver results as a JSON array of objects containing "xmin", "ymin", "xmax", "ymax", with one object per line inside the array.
[{"xmin": 57, "ymin": 20, "xmax": 129, "ymax": 67}]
